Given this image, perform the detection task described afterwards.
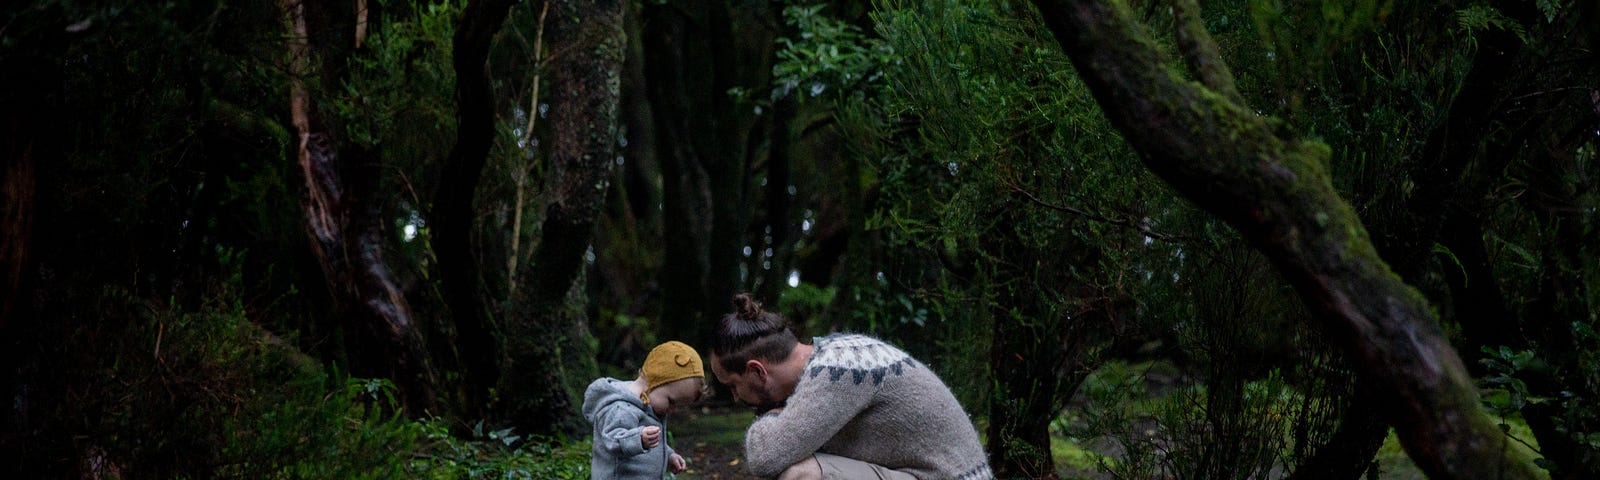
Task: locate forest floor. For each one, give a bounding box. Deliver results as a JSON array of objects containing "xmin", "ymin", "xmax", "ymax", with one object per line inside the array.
[
  {"xmin": 666, "ymin": 394, "xmax": 1437, "ymax": 480},
  {"xmin": 670, "ymin": 403, "xmax": 762, "ymax": 480},
  {"xmin": 666, "ymin": 402, "xmax": 1433, "ymax": 480}
]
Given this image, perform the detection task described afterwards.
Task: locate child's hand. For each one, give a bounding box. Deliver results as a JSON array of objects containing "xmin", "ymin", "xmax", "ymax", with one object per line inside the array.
[
  {"xmin": 669, "ymin": 453, "xmax": 687, "ymax": 473},
  {"xmin": 641, "ymin": 426, "xmax": 661, "ymax": 449}
]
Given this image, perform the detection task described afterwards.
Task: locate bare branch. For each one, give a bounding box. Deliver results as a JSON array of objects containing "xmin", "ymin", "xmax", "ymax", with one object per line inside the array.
[{"xmin": 1003, "ymin": 180, "xmax": 1192, "ymax": 245}]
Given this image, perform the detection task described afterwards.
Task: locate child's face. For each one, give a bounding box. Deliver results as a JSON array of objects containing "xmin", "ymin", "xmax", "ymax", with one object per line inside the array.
[{"xmin": 648, "ymin": 377, "xmax": 705, "ymax": 418}]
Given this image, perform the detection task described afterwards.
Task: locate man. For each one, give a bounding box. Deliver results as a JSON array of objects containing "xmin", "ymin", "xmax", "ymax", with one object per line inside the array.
[{"xmin": 709, "ymin": 294, "xmax": 992, "ymax": 480}]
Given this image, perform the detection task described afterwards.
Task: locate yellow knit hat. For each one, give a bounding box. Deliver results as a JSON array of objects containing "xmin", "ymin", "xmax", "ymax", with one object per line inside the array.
[{"xmin": 641, "ymin": 341, "xmax": 704, "ymax": 402}]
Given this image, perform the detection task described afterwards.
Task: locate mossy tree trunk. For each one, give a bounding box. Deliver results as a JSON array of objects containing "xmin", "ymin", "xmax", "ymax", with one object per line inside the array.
[
  {"xmin": 1027, "ymin": 1, "xmax": 1541, "ymax": 478},
  {"xmin": 503, "ymin": 0, "xmax": 622, "ymax": 437}
]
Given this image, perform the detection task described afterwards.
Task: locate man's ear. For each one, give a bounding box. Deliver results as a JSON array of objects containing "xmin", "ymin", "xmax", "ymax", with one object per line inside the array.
[{"xmin": 745, "ymin": 359, "xmax": 766, "ymax": 377}]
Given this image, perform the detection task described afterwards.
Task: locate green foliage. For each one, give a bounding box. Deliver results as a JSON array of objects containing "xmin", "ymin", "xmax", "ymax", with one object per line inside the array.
[
  {"xmin": 1453, "ymin": 4, "xmax": 1530, "ymax": 46},
  {"xmin": 1481, "ymin": 346, "xmax": 1542, "ymax": 415},
  {"xmin": 337, "ymin": 0, "xmax": 461, "ymax": 152},
  {"xmin": 850, "ymin": 0, "xmax": 1189, "ymax": 427},
  {"xmin": 19, "ymin": 246, "xmax": 595, "ymax": 479},
  {"xmin": 777, "ymin": 282, "xmax": 837, "ymax": 336},
  {"xmin": 773, "ymin": 3, "xmax": 895, "ymax": 101},
  {"xmin": 1224, "ymin": 0, "xmax": 1394, "ymax": 118},
  {"xmin": 1065, "ymin": 361, "xmax": 1346, "ymax": 479},
  {"xmin": 407, "ymin": 419, "xmax": 591, "ymax": 480},
  {"xmin": 1480, "ymin": 343, "xmax": 1597, "ymax": 469},
  {"xmin": 1059, "ymin": 361, "xmax": 1161, "ymax": 478},
  {"xmin": 24, "ymin": 251, "xmax": 424, "ymax": 478}
]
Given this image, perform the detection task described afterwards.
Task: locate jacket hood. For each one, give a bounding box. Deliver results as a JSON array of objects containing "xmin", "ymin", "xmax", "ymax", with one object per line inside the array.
[{"xmin": 583, "ymin": 378, "xmax": 648, "ymax": 422}]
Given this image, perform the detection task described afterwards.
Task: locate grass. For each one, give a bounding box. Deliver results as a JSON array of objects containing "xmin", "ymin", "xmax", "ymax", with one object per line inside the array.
[
  {"xmin": 640, "ymin": 376, "xmax": 1548, "ymax": 480},
  {"xmin": 670, "ymin": 406, "xmax": 760, "ymax": 480}
]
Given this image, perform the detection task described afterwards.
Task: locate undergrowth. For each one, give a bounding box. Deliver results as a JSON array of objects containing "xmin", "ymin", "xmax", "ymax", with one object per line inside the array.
[{"xmin": 12, "ymin": 251, "xmax": 590, "ymax": 479}]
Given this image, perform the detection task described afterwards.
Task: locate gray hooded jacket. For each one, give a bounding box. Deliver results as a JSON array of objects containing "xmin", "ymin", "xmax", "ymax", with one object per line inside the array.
[{"xmin": 583, "ymin": 378, "xmax": 676, "ymax": 480}]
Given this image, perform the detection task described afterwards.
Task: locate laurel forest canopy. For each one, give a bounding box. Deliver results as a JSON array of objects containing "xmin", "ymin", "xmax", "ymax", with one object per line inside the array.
[{"xmin": 1, "ymin": 0, "xmax": 1596, "ymax": 478}]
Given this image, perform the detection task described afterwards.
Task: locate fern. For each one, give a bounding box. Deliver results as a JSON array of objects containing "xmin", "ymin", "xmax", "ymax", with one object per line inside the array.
[{"xmin": 1454, "ymin": 5, "xmax": 1529, "ymax": 47}]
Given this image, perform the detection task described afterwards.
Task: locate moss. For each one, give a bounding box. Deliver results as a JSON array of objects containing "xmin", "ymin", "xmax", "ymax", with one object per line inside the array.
[{"xmin": 1051, "ymin": 434, "xmax": 1114, "ymax": 474}]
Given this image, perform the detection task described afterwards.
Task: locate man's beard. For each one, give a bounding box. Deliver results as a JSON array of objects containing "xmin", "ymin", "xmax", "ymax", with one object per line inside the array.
[{"xmin": 747, "ymin": 390, "xmax": 786, "ymax": 416}]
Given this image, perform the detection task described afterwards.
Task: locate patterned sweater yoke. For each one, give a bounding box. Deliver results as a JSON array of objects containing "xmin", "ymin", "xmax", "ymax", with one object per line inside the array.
[
  {"xmin": 806, "ymin": 334, "xmax": 922, "ymax": 386},
  {"xmin": 743, "ymin": 334, "xmax": 993, "ymax": 480}
]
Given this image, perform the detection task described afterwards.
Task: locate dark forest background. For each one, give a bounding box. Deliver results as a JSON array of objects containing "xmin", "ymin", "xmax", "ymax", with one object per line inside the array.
[{"xmin": 2, "ymin": 0, "xmax": 1597, "ymax": 478}]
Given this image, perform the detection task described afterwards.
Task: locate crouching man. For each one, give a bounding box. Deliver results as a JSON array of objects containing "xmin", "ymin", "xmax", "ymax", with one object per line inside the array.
[{"xmin": 709, "ymin": 294, "xmax": 993, "ymax": 480}]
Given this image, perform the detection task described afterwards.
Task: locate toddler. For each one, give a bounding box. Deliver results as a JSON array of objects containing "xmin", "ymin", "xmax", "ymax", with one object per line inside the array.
[{"xmin": 583, "ymin": 341, "xmax": 707, "ymax": 479}]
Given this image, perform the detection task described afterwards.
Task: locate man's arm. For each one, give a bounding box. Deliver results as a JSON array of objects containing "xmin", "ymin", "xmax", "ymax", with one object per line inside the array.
[{"xmin": 743, "ymin": 375, "xmax": 875, "ymax": 477}]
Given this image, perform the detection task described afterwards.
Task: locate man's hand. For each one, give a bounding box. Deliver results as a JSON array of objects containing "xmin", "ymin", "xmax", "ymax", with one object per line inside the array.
[
  {"xmin": 641, "ymin": 426, "xmax": 661, "ymax": 449},
  {"xmin": 753, "ymin": 400, "xmax": 788, "ymax": 417},
  {"xmin": 669, "ymin": 453, "xmax": 688, "ymax": 473}
]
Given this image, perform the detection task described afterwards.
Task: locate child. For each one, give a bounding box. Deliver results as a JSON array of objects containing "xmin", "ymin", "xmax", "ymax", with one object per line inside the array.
[{"xmin": 583, "ymin": 341, "xmax": 707, "ymax": 479}]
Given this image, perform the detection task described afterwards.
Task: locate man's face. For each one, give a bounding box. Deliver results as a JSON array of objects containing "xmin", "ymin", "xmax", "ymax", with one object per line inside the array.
[{"xmin": 709, "ymin": 354, "xmax": 782, "ymax": 412}]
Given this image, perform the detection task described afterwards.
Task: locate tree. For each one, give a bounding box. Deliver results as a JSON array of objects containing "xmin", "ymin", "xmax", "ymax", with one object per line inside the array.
[
  {"xmin": 501, "ymin": 0, "xmax": 624, "ymax": 436},
  {"xmin": 432, "ymin": 0, "xmax": 520, "ymax": 417},
  {"xmin": 861, "ymin": 3, "xmax": 1160, "ymax": 475},
  {"xmin": 642, "ymin": 0, "xmax": 782, "ymax": 345},
  {"xmin": 1205, "ymin": 0, "xmax": 1599, "ymax": 475},
  {"xmin": 1027, "ymin": 0, "xmax": 1542, "ymax": 477},
  {"xmin": 281, "ymin": 0, "xmax": 439, "ymax": 412}
]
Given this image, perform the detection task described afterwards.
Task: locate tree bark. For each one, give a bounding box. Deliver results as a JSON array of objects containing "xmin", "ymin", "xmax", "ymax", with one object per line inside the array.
[
  {"xmin": 702, "ymin": 1, "xmax": 749, "ymax": 327},
  {"xmin": 984, "ymin": 216, "xmax": 1063, "ymax": 480},
  {"xmin": 758, "ymin": 94, "xmax": 796, "ymax": 300},
  {"xmin": 643, "ymin": 1, "xmax": 777, "ymax": 343},
  {"xmin": 1027, "ymin": 1, "xmax": 1541, "ymax": 478},
  {"xmin": 432, "ymin": 0, "xmax": 518, "ymax": 417},
  {"xmin": 1, "ymin": 80, "xmax": 39, "ymax": 333},
  {"xmin": 281, "ymin": 0, "xmax": 438, "ymax": 412},
  {"xmin": 643, "ymin": 1, "xmax": 716, "ymax": 341},
  {"xmin": 504, "ymin": 0, "xmax": 622, "ymax": 436},
  {"xmin": 1368, "ymin": 3, "xmax": 1597, "ymax": 475},
  {"xmin": 1283, "ymin": 376, "xmax": 1387, "ymax": 480},
  {"xmin": 1, "ymin": 55, "xmax": 52, "ymax": 459}
]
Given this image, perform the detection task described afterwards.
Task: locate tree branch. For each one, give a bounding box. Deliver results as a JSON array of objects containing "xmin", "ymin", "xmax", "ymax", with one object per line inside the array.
[
  {"xmin": 1003, "ymin": 181, "xmax": 1192, "ymax": 245},
  {"xmin": 1027, "ymin": 1, "xmax": 1542, "ymax": 478},
  {"xmin": 1171, "ymin": 0, "xmax": 1242, "ymax": 104}
]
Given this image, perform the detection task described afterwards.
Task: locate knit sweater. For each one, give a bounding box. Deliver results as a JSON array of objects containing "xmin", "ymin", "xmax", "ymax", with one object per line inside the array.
[
  {"xmin": 744, "ymin": 334, "xmax": 992, "ymax": 480},
  {"xmin": 582, "ymin": 378, "xmax": 677, "ymax": 480}
]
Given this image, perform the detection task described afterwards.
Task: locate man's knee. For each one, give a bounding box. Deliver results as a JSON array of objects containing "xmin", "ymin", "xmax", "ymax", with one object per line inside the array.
[{"xmin": 775, "ymin": 456, "xmax": 822, "ymax": 480}]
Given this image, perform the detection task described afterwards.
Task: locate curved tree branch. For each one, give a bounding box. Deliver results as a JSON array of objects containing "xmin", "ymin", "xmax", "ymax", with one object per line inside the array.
[
  {"xmin": 1026, "ymin": 1, "xmax": 1540, "ymax": 478},
  {"xmin": 1170, "ymin": 0, "xmax": 1241, "ymax": 104}
]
